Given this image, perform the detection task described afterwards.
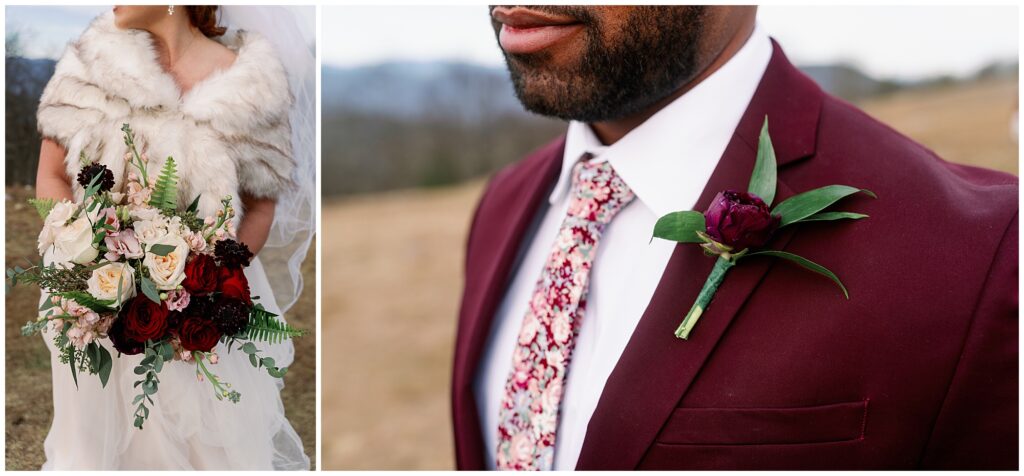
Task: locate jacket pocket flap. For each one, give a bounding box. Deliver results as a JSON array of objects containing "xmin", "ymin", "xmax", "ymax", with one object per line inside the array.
[{"xmin": 658, "ymin": 399, "xmax": 869, "ymax": 445}]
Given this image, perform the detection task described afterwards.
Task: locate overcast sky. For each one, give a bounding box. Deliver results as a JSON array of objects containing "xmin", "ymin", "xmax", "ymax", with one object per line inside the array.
[
  {"xmin": 322, "ymin": 5, "xmax": 1019, "ymax": 81},
  {"xmin": 6, "ymin": 5, "xmax": 1018, "ymax": 81}
]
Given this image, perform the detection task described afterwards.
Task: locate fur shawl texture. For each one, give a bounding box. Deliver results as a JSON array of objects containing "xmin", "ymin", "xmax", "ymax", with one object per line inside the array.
[{"xmin": 37, "ymin": 12, "xmax": 295, "ymax": 217}]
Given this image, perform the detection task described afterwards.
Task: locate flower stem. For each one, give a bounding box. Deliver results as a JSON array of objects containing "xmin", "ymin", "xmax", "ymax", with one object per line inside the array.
[{"xmin": 676, "ymin": 255, "xmax": 735, "ymax": 339}]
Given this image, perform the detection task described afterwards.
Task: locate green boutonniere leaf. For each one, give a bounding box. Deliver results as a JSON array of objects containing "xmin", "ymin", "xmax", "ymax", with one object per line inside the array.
[
  {"xmin": 747, "ymin": 117, "xmax": 777, "ymax": 206},
  {"xmin": 799, "ymin": 211, "xmax": 869, "ymax": 223},
  {"xmin": 652, "ymin": 210, "xmax": 706, "ymax": 243},
  {"xmin": 745, "ymin": 250, "xmax": 849, "ymax": 298},
  {"xmin": 772, "ymin": 185, "xmax": 876, "ymax": 227}
]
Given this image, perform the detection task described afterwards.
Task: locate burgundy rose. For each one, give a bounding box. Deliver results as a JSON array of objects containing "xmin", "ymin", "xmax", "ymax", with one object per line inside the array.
[
  {"xmin": 704, "ymin": 190, "xmax": 781, "ymax": 251},
  {"xmin": 108, "ymin": 315, "xmax": 144, "ymax": 355},
  {"xmin": 118, "ymin": 295, "xmax": 172, "ymax": 343},
  {"xmin": 218, "ymin": 266, "xmax": 252, "ymax": 305},
  {"xmin": 177, "ymin": 315, "xmax": 222, "ymax": 352},
  {"xmin": 182, "ymin": 253, "xmax": 219, "ymax": 295}
]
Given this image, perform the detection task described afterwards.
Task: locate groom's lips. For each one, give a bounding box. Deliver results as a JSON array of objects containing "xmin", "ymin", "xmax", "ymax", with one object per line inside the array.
[{"xmin": 492, "ymin": 6, "xmax": 583, "ymax": 55}]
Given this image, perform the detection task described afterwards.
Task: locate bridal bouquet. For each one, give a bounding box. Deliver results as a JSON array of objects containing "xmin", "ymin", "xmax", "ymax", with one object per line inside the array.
[{"xmin": 7, "ymin": 124, "xmax": 304, "ymax": 429}]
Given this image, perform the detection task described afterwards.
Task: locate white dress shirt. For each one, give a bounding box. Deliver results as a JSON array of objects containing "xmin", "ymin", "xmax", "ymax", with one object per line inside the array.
[{"xmin": 475, "ymin": 24, "xmax": 773, "ymax": 470}]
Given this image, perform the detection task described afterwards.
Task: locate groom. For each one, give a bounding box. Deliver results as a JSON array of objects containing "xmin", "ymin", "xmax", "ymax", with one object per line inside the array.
[{"xmin": 453, "ymin": 5, "xmax": 1017, "ymax": 470}]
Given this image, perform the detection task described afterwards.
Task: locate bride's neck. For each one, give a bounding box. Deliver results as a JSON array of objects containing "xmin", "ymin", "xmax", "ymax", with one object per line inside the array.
[{"xmin": 147, "ymin": 17, "xmax": 203, "ymax": 69}]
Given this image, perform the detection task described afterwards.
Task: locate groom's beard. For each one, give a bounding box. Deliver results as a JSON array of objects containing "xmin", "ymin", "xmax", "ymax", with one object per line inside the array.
[{"xmin": 496, "ymin": 6, "xmax": 708, "ymax": 123}]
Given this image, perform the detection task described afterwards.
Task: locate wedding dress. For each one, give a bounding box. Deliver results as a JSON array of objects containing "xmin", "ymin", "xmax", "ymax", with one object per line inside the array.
[{"xmin": 34, "ymin": 9, "xmax": 313, "ymax": 470}]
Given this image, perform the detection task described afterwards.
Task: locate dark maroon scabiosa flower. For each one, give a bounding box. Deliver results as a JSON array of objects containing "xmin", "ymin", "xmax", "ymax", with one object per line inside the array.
[
  {"xmin": 214, "ymin": 239, "xmax": 253, "ymax": 269},
  {"xmin": 77, "ymin": 163, "xmax": 116, "ymax": 193},
  {"xmin": 704, "ymin": 190, "xmax": 781, "ymax": 251},
  {"xmin": 211, "ymin": 298, "xmax": 251, "ymax": 337}
]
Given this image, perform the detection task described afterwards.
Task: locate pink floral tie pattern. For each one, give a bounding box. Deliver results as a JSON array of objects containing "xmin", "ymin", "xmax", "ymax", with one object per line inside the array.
[{"xmin": 496, "ymin": 158, "xmax": 635, "ymax": 471}]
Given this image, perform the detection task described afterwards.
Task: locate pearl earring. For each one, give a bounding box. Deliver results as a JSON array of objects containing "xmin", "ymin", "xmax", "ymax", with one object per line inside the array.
[{"xmin": 167, "ymin": 5, "xmax": 175, "ymax": 16}]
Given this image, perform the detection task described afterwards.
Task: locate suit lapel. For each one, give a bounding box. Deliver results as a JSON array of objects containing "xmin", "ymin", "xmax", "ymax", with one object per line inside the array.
[
  {"xmin": 452, "ymin": 138, "xmax": 565, "ymax": 469},
  {"xmin": 575, "ymin": 40, "xmax": 825, "ymax": 470}
]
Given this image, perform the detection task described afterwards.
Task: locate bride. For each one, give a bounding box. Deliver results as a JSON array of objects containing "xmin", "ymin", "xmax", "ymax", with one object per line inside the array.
[{"xmin": 33, "ymin": 5, "xmax": 314, "ymax": 470}]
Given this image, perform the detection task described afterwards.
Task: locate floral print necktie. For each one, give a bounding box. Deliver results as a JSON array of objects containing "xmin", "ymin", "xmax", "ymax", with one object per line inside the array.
[{"xmin": 496, "ymin": 158, "xmax": 635, "ymax": 471}]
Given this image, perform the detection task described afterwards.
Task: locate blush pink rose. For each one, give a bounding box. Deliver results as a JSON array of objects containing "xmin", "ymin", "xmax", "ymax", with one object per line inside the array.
[
  {"xmin": 104, "ymin": 228, "xmax": 143, "ymax": 261},
  {"xmin": 165, "ymin": 288, "xmax": 191, "ymax": 312}
]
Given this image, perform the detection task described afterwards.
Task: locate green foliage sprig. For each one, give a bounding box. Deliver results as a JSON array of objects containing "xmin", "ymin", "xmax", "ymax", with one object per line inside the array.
[{"xmin": 245, "ymin": 304, "xmax": 306, "ymax": 345}]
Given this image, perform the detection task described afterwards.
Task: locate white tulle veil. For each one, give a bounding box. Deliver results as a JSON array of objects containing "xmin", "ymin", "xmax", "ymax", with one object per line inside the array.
[{"xmin": 219, "ymin": 6, "xmax": 316, "ymax": 314}]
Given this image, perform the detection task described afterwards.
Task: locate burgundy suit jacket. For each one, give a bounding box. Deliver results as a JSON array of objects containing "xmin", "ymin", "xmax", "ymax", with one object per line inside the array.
[{"xmin": 452, "ymin": 41, "xmax": 1018, "ymax": 470}]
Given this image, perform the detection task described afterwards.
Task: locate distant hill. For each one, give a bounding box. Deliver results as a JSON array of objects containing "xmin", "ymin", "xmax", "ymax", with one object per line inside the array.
[
  {"xmin": 801, "ymin": 64, "xmax": 901, "ymax": 101},
  {"xmin": 322, "ymin": 62, "xmax": 532, "ymax": 123}
]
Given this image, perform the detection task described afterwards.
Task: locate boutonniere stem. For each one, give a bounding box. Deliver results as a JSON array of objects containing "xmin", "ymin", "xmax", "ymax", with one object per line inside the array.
[{"xmin": 655, "ymin": 117, "xmax": 876, "ymax": 340}]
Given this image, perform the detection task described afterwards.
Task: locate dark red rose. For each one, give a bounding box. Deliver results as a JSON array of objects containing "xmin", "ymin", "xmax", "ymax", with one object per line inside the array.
[
  {"xmin": 218, "ymin": 266, "xmax": 252, "ymax": 305},
  {"xmin": 118, "ymin": 295, "xmax": 172, "ymax": 343},
  {"xmin": 182, "ymin": 253, "xmax": 219, "ymax": 294},
  {"xmin": 211, "ymin": 298, "xmax": 251, "ymax": 337},
  {"xmin": 177, "ymin": 315, "xmax": 222, "ymax": 352},
  {"xmin": 108, "ymin": 314, "xmax": 144, "ymax": 355},
  {"xmin": 704, "ymin": 190, "xmax": 781, "ymax": 251}
]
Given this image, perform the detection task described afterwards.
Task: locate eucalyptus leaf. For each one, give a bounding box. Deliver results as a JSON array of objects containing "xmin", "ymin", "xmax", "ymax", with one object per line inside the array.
[
  {"xmin": 140, "ymin": 276, "xmax": 161, "ymax": 304},
  {"xmin": 149, "ymin": 244, "xmax": 177, "ymax": 256},
  {"xmin": 652, "ymin": 211, "xmax": 706, "ymax": 243},
  {"xmin": 746, "ymin": 250, "xmax": 849, "ymax": 298},
  {"xmin": 747, "ymin": 117, "xmax": 777, "ymax": 206},
  {"xmin": 772, "ymin": 185, "xmax": 875, "ymax": 226},
  {"xmin": 98, "ymin": 347, "xmax": 113, "ymax": 387}
]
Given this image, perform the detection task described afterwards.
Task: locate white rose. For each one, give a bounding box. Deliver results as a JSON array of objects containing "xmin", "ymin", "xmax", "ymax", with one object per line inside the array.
[
  {"xmin": 129, "ymin": 206, "xmax": 160, "ymax": 222},
  {"xmin": 51, "ymin": 216, "xmax": 99, "ymax": 265},
  {"xmin": 133, "ymin": 218, "xmax": 169, "ymax": 244},
  {"xmin": 86, "ymin": 262, "xmax": 136, "ymax": 305},
  {"xmin": 44, "ymin": 200, "xmax": 76, "ymax": 228},
  {"xmin": 37, "ymin": 200, "xmax": 78, "ymax": 254},
  {"xmin": 142, "ymin": 233, "xmax": 189, "ymax": 290}
]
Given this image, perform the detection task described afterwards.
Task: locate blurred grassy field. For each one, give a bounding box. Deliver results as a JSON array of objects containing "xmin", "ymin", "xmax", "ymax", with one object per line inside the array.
[
  {"xmin": 321, "ymin": 76, "xmax": 1018, "ymax": 470},
  {"xmin": 4, "ymin": 188, "xmax": 317, "ymax": 470}
]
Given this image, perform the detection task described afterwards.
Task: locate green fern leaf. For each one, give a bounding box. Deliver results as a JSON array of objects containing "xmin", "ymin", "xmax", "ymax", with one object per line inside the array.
[
  {"xmin": 149, "ymin": 157, "xmax": 179, "ymax": 212},
  {"xmin": 28, "ymin": 198, "xmax": 56, "ymax": 220},
  {"xmin": 244, "ymin": 304, "xmax": 305, "ymax": 345},
  {"xmin": 55, "ymin": 291, "xmax": 116, "ymax": 313}
]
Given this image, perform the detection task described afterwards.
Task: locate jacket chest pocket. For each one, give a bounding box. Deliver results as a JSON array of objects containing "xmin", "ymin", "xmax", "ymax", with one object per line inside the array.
[{"xmin": 656, "ymin": 399, "xmax": 869, "ymax": 446}]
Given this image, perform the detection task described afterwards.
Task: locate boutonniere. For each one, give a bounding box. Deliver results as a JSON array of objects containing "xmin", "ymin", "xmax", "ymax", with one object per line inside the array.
[{"xmin": 653, "ymin": 117, "xmax": 875, "ymax": 339}]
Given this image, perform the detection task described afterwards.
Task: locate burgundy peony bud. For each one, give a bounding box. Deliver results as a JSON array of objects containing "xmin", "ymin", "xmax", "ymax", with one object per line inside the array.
[{"xmin": 704, "ymin": 190, "xmax": 781, "ymax": 251}]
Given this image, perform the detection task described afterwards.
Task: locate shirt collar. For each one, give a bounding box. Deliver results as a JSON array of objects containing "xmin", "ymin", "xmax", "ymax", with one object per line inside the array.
[{"xmin": 553, "ymin": 23, "xmax": 773, "ymax": 217}]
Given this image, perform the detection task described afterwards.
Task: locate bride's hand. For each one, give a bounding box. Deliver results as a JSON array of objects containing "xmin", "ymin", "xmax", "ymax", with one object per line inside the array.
[
  {"xmin": 36, "ymin": 138, "xmax": 74, "ymax": 202},
  {"xmin": 236, "ymin": 192, "xmax": 276, "ymax": 255}
]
